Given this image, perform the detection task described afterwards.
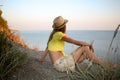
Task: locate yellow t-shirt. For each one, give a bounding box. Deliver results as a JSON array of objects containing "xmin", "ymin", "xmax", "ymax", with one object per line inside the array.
[{"xmin": 48, "ymin": 32, "xmax": 67, "ymax": 56}]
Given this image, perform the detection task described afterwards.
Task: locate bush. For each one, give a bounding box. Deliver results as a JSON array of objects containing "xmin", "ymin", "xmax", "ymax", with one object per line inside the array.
[{"xmin": 0, "ymin": 32, "xmax": 27, "ymax": 80}]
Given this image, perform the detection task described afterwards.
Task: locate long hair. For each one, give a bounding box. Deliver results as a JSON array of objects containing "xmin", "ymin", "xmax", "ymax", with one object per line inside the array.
[{"xmin": 47, "ymin": 25, "xmax": 66, "ymax": 46}]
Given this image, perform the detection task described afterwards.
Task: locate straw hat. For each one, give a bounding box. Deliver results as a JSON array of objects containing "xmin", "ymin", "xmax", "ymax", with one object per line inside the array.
[{"xmin": 52, "ymin": 16, "xmax": 68, "ymax": 29}]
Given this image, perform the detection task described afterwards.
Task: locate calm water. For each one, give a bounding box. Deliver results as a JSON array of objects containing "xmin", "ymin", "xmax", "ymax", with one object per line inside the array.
[{"xmin": 19, "ymin": 30, "xmax": 120, "ymax": 61}]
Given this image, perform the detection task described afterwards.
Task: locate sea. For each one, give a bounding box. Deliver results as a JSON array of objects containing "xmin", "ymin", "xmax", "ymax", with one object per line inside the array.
[{"xmin": 19, "ymin": 30, "xmax": 120, "ymax": 63}]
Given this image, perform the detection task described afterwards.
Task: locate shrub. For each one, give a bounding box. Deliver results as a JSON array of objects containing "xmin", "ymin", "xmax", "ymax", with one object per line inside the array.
[{"xmin": 0, "ymin": 32, "xmax": 27, "ymax": 80}]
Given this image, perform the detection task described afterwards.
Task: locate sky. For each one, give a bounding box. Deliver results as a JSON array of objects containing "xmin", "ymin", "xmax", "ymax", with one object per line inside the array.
[{"xmin": 0, "ymin": 0, "xmax": 120, "ymax": 30}]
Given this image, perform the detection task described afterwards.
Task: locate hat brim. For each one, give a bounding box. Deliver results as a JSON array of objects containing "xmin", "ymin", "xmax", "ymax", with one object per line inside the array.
[{"xmin": 52, "ymin": 19, "xmax": 68, "ymax": 29}]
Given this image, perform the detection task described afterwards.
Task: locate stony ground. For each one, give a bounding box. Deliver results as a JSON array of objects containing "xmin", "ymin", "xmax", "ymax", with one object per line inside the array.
[
  {"xmin": 9, "ymin": 48, "xmax": 69, "ymax": 80},
  {"xmin": 8, "ymin": 44, "xmax": 119, "ymax": 80}
]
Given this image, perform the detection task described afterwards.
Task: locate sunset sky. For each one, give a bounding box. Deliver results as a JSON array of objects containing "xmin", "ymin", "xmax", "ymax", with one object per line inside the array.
[{"xmin": 0, "ymin": 0, "xmax": 120, "ymax": 30}]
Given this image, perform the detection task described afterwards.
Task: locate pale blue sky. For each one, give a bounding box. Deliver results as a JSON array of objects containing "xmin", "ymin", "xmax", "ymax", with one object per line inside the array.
[{"xmin": 0, "ymin": 0, "xmax": 120, "ymax": 30}]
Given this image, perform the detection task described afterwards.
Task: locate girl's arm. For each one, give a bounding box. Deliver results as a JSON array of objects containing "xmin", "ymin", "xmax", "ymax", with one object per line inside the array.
[
  {"xmin": 62, "ymin": 35, "xmax": 91, "ymax": 46},
  {"xmin": 39, "ymin": 47, "xmax": 49, "ymax": 62},
  {"xmin": 62, "ymin": 35, "xmax": 94, "ymax": 52}
]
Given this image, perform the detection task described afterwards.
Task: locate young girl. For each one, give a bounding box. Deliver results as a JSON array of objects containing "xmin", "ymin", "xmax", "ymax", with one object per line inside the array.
[{"xmin": 38, "ymin": 16, "xmax": 104, "ymax": 72}]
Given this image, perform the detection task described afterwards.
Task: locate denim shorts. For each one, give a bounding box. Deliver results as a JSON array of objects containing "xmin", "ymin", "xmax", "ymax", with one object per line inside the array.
[{"xmin": 53, "ymin": 55, "xmax": 75, "ymax": 72}]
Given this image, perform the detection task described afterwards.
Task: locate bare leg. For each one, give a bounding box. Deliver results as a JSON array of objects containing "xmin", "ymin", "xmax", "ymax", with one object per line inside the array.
[
  {"xmin": 72, "ymin": 46, "xmax": 116, "ymax": 68},
  {"xmin": 71, "ymin": 46, "xmax": 104, "ymax": 66},
  {"xmin": 78, "ymin": 54, "xmax": 86, "ymax": 62},
  {"xmin": 71, "ymin": 47, "xmax": 85, "ymax": 63},
  {"xmin": 83, "ymin": 46, "xmax": 104, "ymax": 66}
]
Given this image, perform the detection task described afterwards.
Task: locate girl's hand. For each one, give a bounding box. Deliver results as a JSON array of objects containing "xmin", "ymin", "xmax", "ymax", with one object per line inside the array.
[
  {"xmin": 37, "ymin": 48, "xmax": 48, "ymax": 63},
  {"xmin": 89, "ymin": 45, "xmax": 94, "ymax": 53}
]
